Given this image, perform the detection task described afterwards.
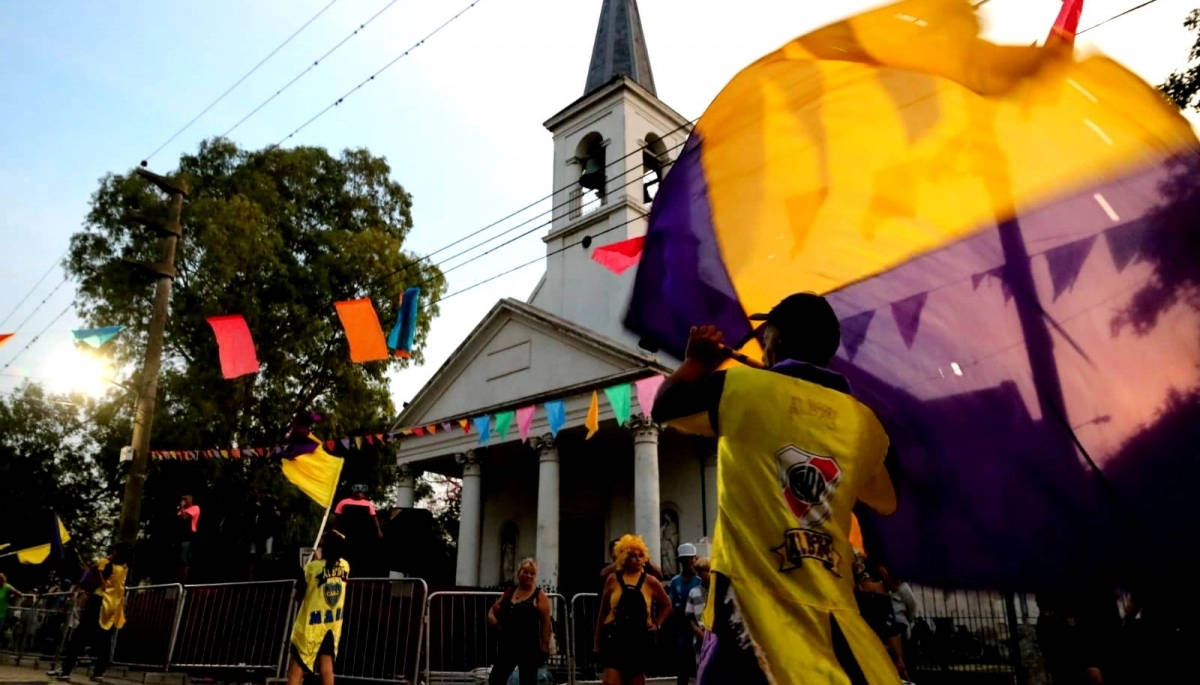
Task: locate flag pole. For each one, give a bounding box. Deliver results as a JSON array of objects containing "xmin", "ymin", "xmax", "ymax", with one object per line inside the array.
[{"xmin": 307, "ymin": 458, "xmax": 345, "ymax": 563}]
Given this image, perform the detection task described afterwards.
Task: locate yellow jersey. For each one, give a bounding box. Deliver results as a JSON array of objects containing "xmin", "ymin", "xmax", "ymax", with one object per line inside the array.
[
  {"xmin": 95, "ymin": 559, "xmax": 127, "ymax": 631},
  {"xmin": 290, "ymin": 558, "xmax": 350, "ymax": 671},
  {"xmin": 704, "ymin": 365, "xmax": 899, "ymax": 685}
]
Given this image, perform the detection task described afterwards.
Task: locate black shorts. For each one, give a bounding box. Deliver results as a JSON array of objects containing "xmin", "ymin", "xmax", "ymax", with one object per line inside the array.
[
  {"xmin": 600, "ymin": 624, "xmax": 650, "ymax": 679},
  {"xmin": 291, "ymin": 631, "xmax": 336, "ymax": 673}
]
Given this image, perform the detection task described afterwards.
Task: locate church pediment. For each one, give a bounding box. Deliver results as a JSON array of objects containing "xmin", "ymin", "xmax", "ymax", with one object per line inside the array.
[{"xmin": 395, "ymin": 298, "xmax": 671, "ymax": 428}]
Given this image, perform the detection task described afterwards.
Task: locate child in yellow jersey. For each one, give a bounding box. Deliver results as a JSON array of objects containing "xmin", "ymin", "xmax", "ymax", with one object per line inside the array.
[
  {"xmin": 653, "ymin": 293, "xmax": 902, "ymax": 685},
  {"xmin": 288, "ymin": 531, "xmax": 350, "ymax": 685}
]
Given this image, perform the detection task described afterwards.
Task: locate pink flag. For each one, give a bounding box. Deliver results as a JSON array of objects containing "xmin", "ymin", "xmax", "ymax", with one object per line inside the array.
[
  {"xmin": 591, "ymin": 236, "xmax": 646, "ymax": 275},
  {"xmin": 206, "ymin": 315, "xmax": 260, "ymax": 379},
  {"xmin": 516, "ymin": 406, "xmax": 536, "ymax": 442},
  {"xmin": 634, "ymin": 375, "xmax": 665, "ymax": 417}
]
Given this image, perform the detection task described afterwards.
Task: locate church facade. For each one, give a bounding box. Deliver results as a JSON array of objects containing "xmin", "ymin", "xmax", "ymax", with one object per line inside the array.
[{"xmin": 390, "ymin": 0, "xmax": 715, "ymax": 594}]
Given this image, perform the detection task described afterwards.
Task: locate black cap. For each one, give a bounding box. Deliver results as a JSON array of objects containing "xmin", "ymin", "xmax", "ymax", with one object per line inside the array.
[{"xmin": 748, "ymin": 293, "xmax": 841, "ymax": 364}]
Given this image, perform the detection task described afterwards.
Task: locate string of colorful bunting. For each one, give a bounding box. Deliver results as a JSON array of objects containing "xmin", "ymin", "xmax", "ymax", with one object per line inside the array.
[{"xmin": 148, "ymin": 375, "xmax": 667, "ymax": 460}]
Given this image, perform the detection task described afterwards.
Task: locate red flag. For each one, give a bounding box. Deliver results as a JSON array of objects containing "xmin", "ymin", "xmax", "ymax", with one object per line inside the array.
[
  {"xmin": 591, "ymin": 236, "xmax": 646, "ymax": 275},
  {"xmin": 206, "ymin": 315, "xmax": 260, "ymax": 379},
  {"xmin": 413, "ymin": 426, "xmax": 426, "ymax": 436},
  {"xmin": 366, "ymin": 435, "xmax": 375, "ymax": 446},
  {"xmin": 0, "ymin": 333, "xmax": 13, "ymax": 350},
  {"xmin": 1048, "ymin": 0, "xmax": 1083, "ymax": 46},
  {"xmin": 326, "ymin": 440, "xmax": 336, "ymax": 451}
]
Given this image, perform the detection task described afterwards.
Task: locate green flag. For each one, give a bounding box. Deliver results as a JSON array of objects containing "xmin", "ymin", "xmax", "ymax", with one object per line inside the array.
[
  {"xmin": 604, "ymin": 384, "xmax": 632, "ymax": 426},
  {"xmin": 494, "ymin": 410, "xmax": 516, "ymax": 441}
]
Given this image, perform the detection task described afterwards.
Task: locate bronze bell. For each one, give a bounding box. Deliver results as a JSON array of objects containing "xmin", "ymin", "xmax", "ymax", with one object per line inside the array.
[{"xmin": 579, "ymin": 157, "xmax": 605, "ymax": 192}]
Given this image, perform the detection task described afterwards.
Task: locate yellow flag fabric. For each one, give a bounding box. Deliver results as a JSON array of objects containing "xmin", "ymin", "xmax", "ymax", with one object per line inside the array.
[
  {"xmin": 585, "ymin": 391, "xmax": 599, "ymax": 439},
  {"xmin": 16, "ymin": 517, "xmax": 70, "ymax": 565},
  {"xmin": 281, "ymin": 435, "xmax": 345, "ymax": 508}
]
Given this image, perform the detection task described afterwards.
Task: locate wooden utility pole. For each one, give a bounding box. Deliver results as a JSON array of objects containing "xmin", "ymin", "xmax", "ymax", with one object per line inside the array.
[{"xmin": 115, "ymin": 168, "xmax": 188, "ymax": 545}]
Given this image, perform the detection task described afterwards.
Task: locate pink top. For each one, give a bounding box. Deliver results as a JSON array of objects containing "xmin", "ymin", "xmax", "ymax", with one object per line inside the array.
[
  {"xmin": 182, "ymin": 505, "xmax": 200, "ymax": 532},
  {"xmin": 334, "ymin": 498, "xmax": 376, "ymax": 516}
]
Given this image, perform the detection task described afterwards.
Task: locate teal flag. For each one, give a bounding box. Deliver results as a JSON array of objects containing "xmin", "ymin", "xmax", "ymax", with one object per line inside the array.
[
  {"xmin": 72, "ymin": 325, "xmax": 126, "ymax": 349},
  {"xmin": 604, "ymin": 384, "xmax": 632, "ymax": 426},
  {"xmin": 494, "ymin": 410, "xmax": 515, "ymax": 441}
]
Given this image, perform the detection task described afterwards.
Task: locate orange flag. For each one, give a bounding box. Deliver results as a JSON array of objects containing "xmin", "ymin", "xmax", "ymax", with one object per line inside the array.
[
  {"xmin": 585, "ymin": 391, "xmax": 600, "ymax": 439},
  {"xmin": 0, "ymin": 333, "xmax": 13, "ymax": 350},
  {"xmin": 334, "ymin": 299, "xmax": 389, "ymax": 363}
]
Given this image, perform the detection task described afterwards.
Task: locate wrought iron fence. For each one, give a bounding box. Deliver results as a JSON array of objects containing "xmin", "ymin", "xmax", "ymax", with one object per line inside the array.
[{"xmin": 905, "ymin": 585, "xmax": 1037, "ymax": 680}]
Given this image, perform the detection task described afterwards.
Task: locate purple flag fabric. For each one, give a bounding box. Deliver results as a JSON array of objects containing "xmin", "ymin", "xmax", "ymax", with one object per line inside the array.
[
  {"xmin": 839, "ymin": 310, "xmax": 875, "ymax": 362},
  {"xmin": 1103, "ymin": 219, "xmax": 1149, "ymax": 273}
]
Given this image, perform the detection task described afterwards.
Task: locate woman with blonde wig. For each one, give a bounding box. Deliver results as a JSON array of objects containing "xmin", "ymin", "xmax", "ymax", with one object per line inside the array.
[{"xmin": 593, "ymin": 535, "xmax": 673, "ymax": 685}]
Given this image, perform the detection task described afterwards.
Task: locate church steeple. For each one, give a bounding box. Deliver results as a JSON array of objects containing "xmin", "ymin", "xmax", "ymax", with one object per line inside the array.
[{"xmin": 584, "ymin": 0, "xmax": 656, "ymax": 97}]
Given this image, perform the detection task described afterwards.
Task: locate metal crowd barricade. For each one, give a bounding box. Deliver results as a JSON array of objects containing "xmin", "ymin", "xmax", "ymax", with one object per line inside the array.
[
  {"xmin": 169, "ymin": 579, "xmax": 294, "ymax": 673},
  {"xmin": 335, "ymin": 578, "xmax": 428, "ymax": 685},
  {"xmin": 425, "ymin": 591, "xmax": 503, "ymax": 685},
  {"xmin": 569, "ymin": 592, "xmax": 678, "ymax": 682},
  {"xmin": 1, "ymin": 591, "xmax": 79, "ymax": 666},
  {"xmin": 544, "ymin": 594, "xmax": 571, "ymax": 685},
  {"xmin": 112, "ymin": 583, "xmax": 185, "ymax": 670}
]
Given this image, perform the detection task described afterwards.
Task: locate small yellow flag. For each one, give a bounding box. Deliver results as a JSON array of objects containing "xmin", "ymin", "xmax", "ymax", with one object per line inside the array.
[
  {"xmin": 354, "ymin": 436, "xmax": 363, "ymax": 450},
  {"xmin": 585, "ymin": 391, "xmax": 600, "ymax": 440}
]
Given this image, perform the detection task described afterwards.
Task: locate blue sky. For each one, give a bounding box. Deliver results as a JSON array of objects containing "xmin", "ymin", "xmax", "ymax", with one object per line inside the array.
[{"xmin": 2, "ymin": 0, "xmax": 1197, "ymax": 410}]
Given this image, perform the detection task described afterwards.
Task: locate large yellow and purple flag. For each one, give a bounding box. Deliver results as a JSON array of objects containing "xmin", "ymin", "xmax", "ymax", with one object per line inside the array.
[{"xmin": 626, "ymin": 0, "xmax": 1200, "ymax": 589}]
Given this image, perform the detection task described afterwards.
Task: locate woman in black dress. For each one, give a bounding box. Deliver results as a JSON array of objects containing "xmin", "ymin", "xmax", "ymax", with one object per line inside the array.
[{"xmin": 487, "ymin": 558, "xmax": 552, "ymax": 685}]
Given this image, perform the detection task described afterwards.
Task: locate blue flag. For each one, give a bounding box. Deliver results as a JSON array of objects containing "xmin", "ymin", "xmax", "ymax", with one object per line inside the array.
[
  {"xmin": 72, "ymin": 325, "xmax": 126, "ymax": 349},
  {"xmin": 545, "ymin": 400, "xmax": 566, "ymax": 438},
  {"xmin": 387, "ymin": 288, "xmax": 421, "ymax": 358}
]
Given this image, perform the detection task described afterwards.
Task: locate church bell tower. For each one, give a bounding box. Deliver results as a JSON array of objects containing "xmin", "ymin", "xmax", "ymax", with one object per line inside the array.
[{"xmin": 531, "ymin": 0, "xmax": 691, "ymax": 347}]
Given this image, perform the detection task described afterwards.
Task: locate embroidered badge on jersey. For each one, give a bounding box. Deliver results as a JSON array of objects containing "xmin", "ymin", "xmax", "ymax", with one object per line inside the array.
[{"xmin": 773, "ymin": 445, "xmax": 842, "ymax": 575}]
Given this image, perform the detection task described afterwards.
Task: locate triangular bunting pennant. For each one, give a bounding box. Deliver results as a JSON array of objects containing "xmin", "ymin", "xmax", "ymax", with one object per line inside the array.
[
  {"xmin": 494, "ymin": 410, "xmax": 515, "ymax": 441},
  {"xmin": 473, "ymin": 416, "xmax": 491, "ymax": 446},
  {"xmin": 840, "ymin": 310, "xmax": 875, "ymax": 362},
  {"xmin": 591, "ymin": 236, "xmax": 646, "ymax": 275},
  {"xmin": 604, "ymin": 384, "xmax": 632, "ymax": 426},
  {"xmin": 1045, "ymin": 235, "xmax": 1097, "ymax": 300},
  {"xmin": 0, "ymin": 333, "xmax": 13, "ymax": 350},
  {"xmin": 459, "ymin": 418, "xmax": 470, "ymax": 433},
  {"xmin": 413, "ymin": 426, "xmax": 426, "ymax": 437},
  {"xmin": 375, "ymin": 433, "xmax": 384, "ymax": 442},
  {"xmin": 326, "ymin": 440, "xmax": 336, "ymax": 451},
  {"xmin": 1104, "ymin": 220, "xmax": 1149, "ymax": 273},
  {"xmin": 427, "ymin": 424, "xmax": 437, "ymax": 434},
  {"xmin": 585, "ymin": 391, "xmax": 600, "ymax": 439},
  {"xmin": 516, "ymin": 406, "xmax": 536, "ymax": 442},
  {"xmin": 341, "ymin": 438, "xmax": 351, "ymax": 450},
  {"xmin": 634, "ymin": 375, "xmax": 665, "ymax": 417},
  {"xmin": 400, "ymin": 428, "xmax": 413, "ymax": 435},
  {"xmin": 366, "ymin": 435, "xmax": 375, "ymax": 446},
  {"xmin": 71, "ymin": 325, "xmax": 126, "ymax": 349},
  {"xmin": 354, "ymin": 436, "xmax": 363, "ymax": 450},
  {"xmin": 220, "ymin": 450, "xmax": 229, "ymax": 458},
  {"xmin": 441, "ymin": 422, "xmax": 453, "ymax": 433},
  {"xmin": 970, "ymin": 271, "xmax": 988, "ymax": 291},
  {"xmin": 546, "ymin": 400, "xmax": 566, "ymax": 438},
  {"xmin": 890, "ymin": 292, "xmax": 928, "ymax": 349}
]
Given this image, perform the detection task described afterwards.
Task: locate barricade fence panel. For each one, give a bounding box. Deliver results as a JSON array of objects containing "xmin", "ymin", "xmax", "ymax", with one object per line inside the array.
[
  {"xmin": 569, "ymin": 592, "xmax": 683, "ymax": 683},
  {"xmin": 425, "ymin": 591, "xmax": 502, "ymax": 685},
  {"xmin": 112, "ymin": 584, "xmax": 185, "ymax": 669},
  {"xmin": 335, "ymin": 578, "xmax": 427, "ymax": 685},
  {"xmin": 170, "ymin": 580, "xmax": 294, "ymax": 671},
  {"xmin": 0, "ymin": 591, "xmax": 79, "ymax": 665}
]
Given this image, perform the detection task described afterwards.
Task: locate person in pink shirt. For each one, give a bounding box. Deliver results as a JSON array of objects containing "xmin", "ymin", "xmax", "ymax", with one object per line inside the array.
[
  {"xmin": 332, "ymin": 485, "xmax": 383, "ymax": 576},
  {"xmin": 177, "ymin": 495, "xmax": 200, "ymax": 584}
]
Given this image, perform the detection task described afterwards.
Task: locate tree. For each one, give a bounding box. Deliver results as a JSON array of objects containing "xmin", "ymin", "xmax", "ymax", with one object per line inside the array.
[
  {"xmin": 65, "ymin": 139, "xmax": 446, "ymax": 580},
  {"xmin": 1160, "ymin": 9, "xmax": 1200, "ymax": 112},
  {"xmin": 0, "ymin": 384, "xmax": 123, "ymax": 585}
]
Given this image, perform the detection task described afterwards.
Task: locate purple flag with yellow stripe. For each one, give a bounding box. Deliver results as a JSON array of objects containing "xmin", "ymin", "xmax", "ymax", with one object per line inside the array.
[{"xmin": 626, "ymin": 0, "xmax": 1200, "ymax": 590}]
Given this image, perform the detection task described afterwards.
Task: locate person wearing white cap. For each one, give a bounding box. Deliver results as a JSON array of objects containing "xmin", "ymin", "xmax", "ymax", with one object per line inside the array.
[{"xmin": 667, "ymin": 543, "xmax": 702, "ymax": 685}]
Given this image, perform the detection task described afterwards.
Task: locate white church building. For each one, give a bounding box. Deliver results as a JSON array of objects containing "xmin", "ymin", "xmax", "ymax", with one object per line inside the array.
[{"xmin": 391, "ymin": 0, "xmax": 715, "ymax": 594}]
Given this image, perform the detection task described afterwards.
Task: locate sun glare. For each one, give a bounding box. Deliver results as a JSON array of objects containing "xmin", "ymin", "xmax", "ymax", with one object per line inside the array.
[{"xmin": 43, "ymin": 343, "xmax": 116, "ymax": 399}]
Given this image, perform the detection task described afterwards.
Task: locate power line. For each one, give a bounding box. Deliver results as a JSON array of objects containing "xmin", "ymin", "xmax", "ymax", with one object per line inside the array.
[
  {"xmin": 141, "ymin": 0, "xmax": 343, "ymax": 165},
  {"xmin": 1, "ymin": 277, "xmax": 69, "ymax": 337},
  {"xmin": 224, "ymin": 0, "xmax": 405, "ymax": 139},
  {"xmin": 0, "ymin": 249, "xmax": 68, "ymax": 330},
  {"xmin": 1078, "ymin": 0, "xmax": 1159, "ymax": 36},
  {"xmin": 272, "ymin": 0, "xmax": 488, "ymax": 147},
  {"xmin": 0, "ymin": 301, "xmax": 75, "ymax": 374}
]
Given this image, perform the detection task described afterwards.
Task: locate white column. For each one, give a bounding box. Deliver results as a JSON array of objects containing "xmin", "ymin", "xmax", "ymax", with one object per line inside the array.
[
  {"xmin": 531, "ymin": 435, "xmax": 560, "ymax": 589},
  {"xmin": 455, "ymin": 450, "xmax": 483, "ymax": 587},
  {"xmin": 702, "ymin": 448, "xmax": 718, "ymax": 541},
  {"xmin": 395, "ymin": 463, "xmax": 418, "ymax": 509},
  {"xmin": 631, "ymin": 416, "xmax": 661, "ymax": 566}
]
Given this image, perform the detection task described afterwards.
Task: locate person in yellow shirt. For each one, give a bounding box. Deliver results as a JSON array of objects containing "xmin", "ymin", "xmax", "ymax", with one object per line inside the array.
[
  {"xmin": 652, "ymin": 293, "xmax": 901, "ymax": 685},
  {"xmin": 287, "ymin": 530, "xmax": 350, "ymax": 685},
  {"xmin": 50, "ymin": 543, "xmax": 130, "ymax": 682}
]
